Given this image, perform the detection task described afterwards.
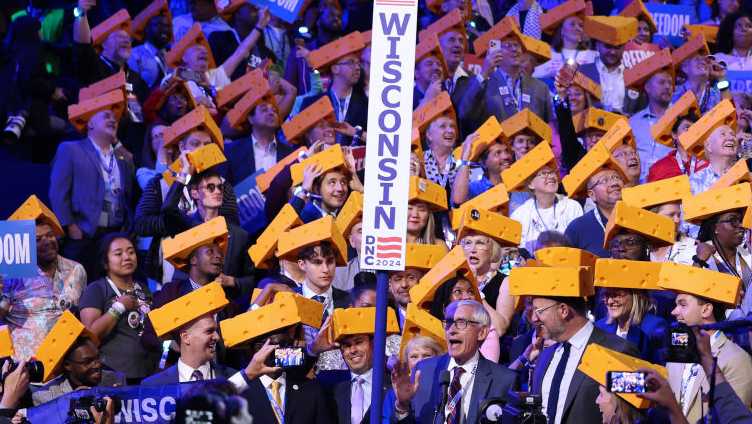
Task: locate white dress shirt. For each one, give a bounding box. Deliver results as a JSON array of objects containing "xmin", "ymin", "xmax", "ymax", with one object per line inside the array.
[
  {"xmin": 595, "ymin": 58, "xmax": 626, "ymax": 113},
  {"xmin": 260, "ymin": 373, "xmax": 287, "ymax": 410},
  {"xmin": 541, "ymin": 321, "xmax": 594, "ymax": 424},
  {"xmin": 302, "ymin": 282, "xmax": 334, "ymax": 317},
  {"xmin": 446, "ymin": 352, "xmax": 480, "ymax": 422},
  {"xmin": 351, "ymin": 368, "xmax": 373, "ymax": 418},
  {"xmin": 176, "ymin": 359, "xmax": 249, "ymax": 391},
  {"xmin": 252, "ymin": 135, "xmax": 278, "ymax": 173}
]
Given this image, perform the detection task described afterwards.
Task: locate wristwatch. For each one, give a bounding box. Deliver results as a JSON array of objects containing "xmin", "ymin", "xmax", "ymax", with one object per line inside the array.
[{"xmin": 293, "ymin": 186, "xmax": 309, "ymax": 199}]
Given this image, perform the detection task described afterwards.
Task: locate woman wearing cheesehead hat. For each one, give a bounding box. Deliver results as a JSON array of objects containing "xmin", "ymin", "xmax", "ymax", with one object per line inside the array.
[
  {"xmin": 593, "ymin": 258, "xmax": 670, "ymax": 364},
  {"xmin": 507, "ymin": 142, "xmax": 583, "ymax": 253},
  {"xmin": 671, "ymin": 34, "xmax": 724, "ymax": 115},
  {"xmin": 620, "ymin": 175, "xmax": 697, "ymax": 265},
  {"xmin": 407, "ymin": 176, "xmax": 450, "ymax": 247},
  {"xmin": 532, "ymin": 0, "xmax": 597, "ymax": 81}
]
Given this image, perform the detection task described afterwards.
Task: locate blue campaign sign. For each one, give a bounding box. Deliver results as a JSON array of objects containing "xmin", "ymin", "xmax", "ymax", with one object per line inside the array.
[
  {"xmin": 27, "ymin": 383, "xmax": 201, "ymax": 423},
  {"xmin": 0, "ymin": 220, "xmax": 36, "ymax": 278},
  {"xmin": 234, "ymin": 170, "xmax": 268, "ymax": 236},
  {"xmin": 727, "ymin": 71, "xmax": 752, "ymax": 93},
  {"xmin": 249, "ymin": 0, "xmax": 307, "ymax": 23},
  {"xmin": 646, "ymin": 4, "xmax": 696, "ymax": 47}
]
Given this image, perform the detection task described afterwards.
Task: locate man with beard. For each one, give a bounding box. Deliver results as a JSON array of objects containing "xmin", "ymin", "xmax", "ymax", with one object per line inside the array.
[
  {"xmin": 413, "ymin": 36, "xmax": 448, "ymax": 109},
  {"xmin": 626, "ymin": 50, "xmax": 676, "ymax": 183},
  {"xmin": 507, "ymin": 267, "xmax": 638, "ymax": 424},
  {"xmin": 129, "ymin": 11, "xmax": 173, "ymax": 89},
  {"xmin": 31, "ymin": 337, "xmax": 125, "ymax": 405},
  {"xmin": 3, "ymin": 196, "xmax": 87, "ymax": 361}
]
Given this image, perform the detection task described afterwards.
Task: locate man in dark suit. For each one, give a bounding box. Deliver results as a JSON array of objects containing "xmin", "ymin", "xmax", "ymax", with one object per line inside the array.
[
  {"xmin": 458, "ymin": 29, "xmax": 551, "ymax": 137},
  {"xmin": 391, "ymin": 300, "xmax": 517, "ymax": 424},
  {"xmin": 529, "ymin": 295, "xmax": 639, "ymax": 424},
  {"xmin": 50, "ymin": 97, "xmax": 136, "ymax": 278}
]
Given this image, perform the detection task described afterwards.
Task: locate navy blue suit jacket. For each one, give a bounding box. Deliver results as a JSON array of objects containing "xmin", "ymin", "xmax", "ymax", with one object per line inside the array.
[
  {"xmin": 332, "ymin": 372, "xmax": 391, "ymax": 424},
  {"xmin": 242, "ymin": 376, "xmax": 333, "ymax": 424},
  {"xmin": 223, "ymin": 137, "xmax": 296, "ymax": 186},
  {"xmin": 141, "ymin": 362, "xmax": 240, "ymax": 385},
  {"xmin": 397, "ymin": 354, "xmax": 516, "ymax": 424},
  {"xmin": 49, "ymin": 138, "xmax": 135, "ymax": 237},
  {"xmin": 595, "ymin": 313, "xmax": 669, "ymax": 364}
]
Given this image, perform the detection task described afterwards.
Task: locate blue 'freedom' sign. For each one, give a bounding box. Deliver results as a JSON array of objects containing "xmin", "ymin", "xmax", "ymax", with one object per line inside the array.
[
  {"xmin": 645, "ymin": 3, "xmax": 696, "ymax": 47},
  {"xmin": 0, "ymin": 220, "xmax": 36, "ymax": 278},
  {"xmin": 249, "ymin": 0, "xmax": 307, "ymax": 23}
]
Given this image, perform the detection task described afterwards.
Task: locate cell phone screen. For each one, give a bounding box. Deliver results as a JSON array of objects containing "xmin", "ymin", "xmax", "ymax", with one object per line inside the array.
[
  {"xmin": 607, "ymin": 371, "xmax": 646, "ymax": 393},
  {"xmin": 671, "ymin": 331, "xmax": 689, "ymax": 347},
  {"xmin": 274, "ymin": 347, "xmax": 304, "ymax": 368}
]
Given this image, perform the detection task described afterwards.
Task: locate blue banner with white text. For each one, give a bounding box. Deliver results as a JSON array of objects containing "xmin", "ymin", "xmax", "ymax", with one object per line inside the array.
[
  {"xmin": 646, "ymin": 3, "xmax": 696, "ymax": 47},
  {"xmin": 0, "ymin": 220, "xmax": 36, "ymax": 279},
  {"xmin": 727, "ymin": 71, "xmax": 752, "ymax": 94},
  {"xmin": 249, "ymin": 0, "xmax": 307, "ymax": 23}
]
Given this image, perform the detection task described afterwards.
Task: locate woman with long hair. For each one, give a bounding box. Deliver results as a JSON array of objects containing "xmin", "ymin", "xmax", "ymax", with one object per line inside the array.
[
  {"xmin": 534, "ymin": 13, "xmax": 596, "ymax": 80},
  {"xmin": 714, "ymin": 11, "xmax": 752, "ymax": 71}
]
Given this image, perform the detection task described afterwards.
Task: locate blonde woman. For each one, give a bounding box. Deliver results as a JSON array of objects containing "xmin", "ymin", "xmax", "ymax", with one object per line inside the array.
[
  {"xmin": 403, "ymin": 336, "xmax": 445, "ymax": 374},
  {"xmin": 595, "ymin": 386, "xmax": 646, "ymax": 423}
]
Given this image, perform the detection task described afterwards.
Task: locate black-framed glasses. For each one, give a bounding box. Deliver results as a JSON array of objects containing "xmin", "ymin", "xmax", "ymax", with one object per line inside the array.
[
  {"xmin": 442, "ymin": 318, "xmax": 480, "ymax": 330},
  {"xmin": 201, "ymin": 182, "xmax": 224, "ymax": 193}
]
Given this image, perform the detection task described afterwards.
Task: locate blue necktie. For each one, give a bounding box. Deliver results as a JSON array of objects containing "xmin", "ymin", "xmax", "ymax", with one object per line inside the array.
[
  {"xmin": 312, "ymin": 295, "xmax": 329, "ymax": 322},
  {"xmin": 546, "ymin": 342, "xmax": 571, "ymax": 424}
]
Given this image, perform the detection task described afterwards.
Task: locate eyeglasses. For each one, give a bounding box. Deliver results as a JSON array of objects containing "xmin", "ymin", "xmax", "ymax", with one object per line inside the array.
[
  {"xmin": 534, "ymin": 170, "xmax": 557, "ymax": 179},
  {"xmin": 200, "ymin": 182, "xmax": 224, "ymax": 193},
  {"xmin": 589, "ymin": 174, "xmax": 622, "ymax": 188},
  {"xmin": 533, "ymin": 302, "xmax": 559, "ymax": 317},
  {"xmin": 459, "ymin": 238, "xmax": 491, "ymax": 251},
  {"xmin": 718, "ymin": 217, "xmax": 743, "ymax": 227},
  {"xmin": 442, "ymin": 318, "xmax": 480, "ymax": 330}
]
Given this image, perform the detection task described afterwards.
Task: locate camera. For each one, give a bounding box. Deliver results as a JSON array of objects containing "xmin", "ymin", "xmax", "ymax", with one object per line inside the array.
[
  {"xmin": 2, "ymin": 110, "xmax": 28, "ymax": 144},
  {"xmin": 606, "ymin": 371, "xmax": 646, "ymax": 394},
  {"xmin": 502, "ymin": 392, "xmax": 547, "ymax": 424},
  {"xmin": 0, "ymin": 358, "xmax": 44, "ymax": 383},
  {"xmin": 274, "ymin": 347, "xmax": 304, "ymax": 368},
  {"xmin": 65, "ymin": 396, "xmax": 120, "ymax": 424},
  {"xmin": 666, "ymin": 323, "xmax": 700, "ymax": 363}
]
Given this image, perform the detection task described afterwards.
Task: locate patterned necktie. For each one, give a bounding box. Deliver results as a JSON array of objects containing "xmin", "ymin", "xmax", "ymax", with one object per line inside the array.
[
  {"xmin": 191, "ymin": 369, "xmax": 204, "ymax": 381},
  {"xmin": 312, "ymin": 295, "xmax": 329, "ymax": 322},
  {"xmin": 447, "ymin": 366, "xmax": 465, "ymax": 424},
  {"xmin": 270, "ymin": 380, "xmax": 283, "ymax": 424},
  {"xmin": 351, "ymin": 376, "xmax": 365, "ymax": 424},
  {"xmin": 546, "ymin": 342, "xmax": 571, "ymax": 424}
]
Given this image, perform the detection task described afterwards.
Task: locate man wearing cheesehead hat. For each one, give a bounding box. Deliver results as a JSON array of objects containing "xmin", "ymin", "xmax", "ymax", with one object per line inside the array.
[
  {"xmin": 510, "ymin": 258, "xmax": 639, "ymax": 424},
  {"xmin": 72, "ymin": 4, "xmax": 148, "ymax": 100},
  {"xmin": 327, "ymin": 307, "xmax": 400, "ymax": 424},
  {"xmin": 671, "ymin": 35, "xmax": 726, "ymax": 114},
  {"xmin": 577, "ymin": 15, "xmax": 640, "ymax": 115},
  {"xmin": 657, "ymin": 262, "xmax": 752, "ymax": 424},
  {"xmin": 333, "ymin": 191, "xmax": 364, "ymax": 292},
  {"xmin": 625, "ymin": 49, "xmax": 676, "ymax": 183},
  {"xmin": 50, "ymin": 89, "xmax": 135, "ymax": 278},
  {"xmin": 128, "ymin": 0, "xmax": 173, "ymax": 89},
  {"xmin": 3, "ymin": 196, "xmax": 86, "ymax": 361},
  {"xmin": 220, "ymin": 292, "xmax": 334, "ymax": 423}
]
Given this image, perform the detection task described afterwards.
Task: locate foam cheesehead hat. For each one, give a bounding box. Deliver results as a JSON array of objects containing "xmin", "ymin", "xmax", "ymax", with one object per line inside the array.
[
  {"xmin": 162, "ymin": 216, "xmax": 229, "ymax": 270},
  {"xmin": 91, "ymin": 9, "xmax": 131, "ymax": 49},
  {"xmin": 165, "ymin": 23, "xmax": 215, "ymax": 68},
  {"xmin": 619, "ymin": 0, "xmax": 657, "ymax": 32},
  {"xmin": 162, "ymin": 142, "xmax": 227, "ymax": 187},
  {"xmin": 620, "ymin": 174, "xmax": 691, "ymax": 209},
  {"xmin": 570, "ymin": 71, "xmax": 602, "ymax": 101},
  {"xmin": 409, "ymin": 176, "xmax": 448, "ymax": 211},
  {"xmin": 410, "ymin": 246, "xmax": 479, "ymax": 309},
  {"xmin": 34, "ymin": 311, "xmax": 98, "ymax": 383},
  {"xmin": 595, "ymin": 118, "xmax": 636, "ymax": 152},
  {"xmin": 220, "ymin": 292, "xmax": 325, "ymax": 348},
  {"xmin": 658, "ymin": 262, "xmax": 742, "ymax": 306},
  {"xmin": 450, "ymin": 183, "xmax": 510, "ymax": 230},
  {"xmin": 67, "ymin": 89, "xmax": 126, "ymax": 133},
  {"xmin": 594, "ymin": 259, "xmax": 662, "ymax": 290},
  {"xmin": 561, "ymin": 142, "xmax": 629, "ymax": 197},
  {"xmin": 650, "ymin": 90, "xmax": 699, "ymax": 148},
  {"xmin": 624, "ymin": 48, "xmax": 674, "ymax": 89},
  {"xmin": 425, "ymin": 0, "xmax": 472, "ymax": 16},
  {"xmin": 256, "ymin": 147, "xmax": 308, "ymax": 193},
  {"xmin": 419, "ymin": 9, "xmax": 466, "ymax": 43},
  {"xmin": 671, "ymin": 34, "xmax": 709, "ymax": 69},
  {"xmin": 452, "ymin": 116, "xmax": 504, "ymax": 162},
  {"xmin": 216, "ymin": 68, "xmax": 267, "ymax": 111},
  {"xmin": 0, "ymin": 326, "xmax": 13, "ymax": 359},
  {"xmin": 148, "ymin": 282, "xmax": 229, "ymax": 338},
  {"xmin": 710, "ymin": 158, "xmax": 752, "ymax": 190},
  {"xmin": 416, "ymin": 33, "xmax": 449, "ymax": 79},
  {"xmin": 473, "ymin": 16, "xmax": 523, "ymax": 56},
  {"xmin": 8, "ymin": 195, "xmax": 64, "ymax": 237},
  {"xmin": 683, "ymin": 182, "xmax": 752, "ymax": 227},
  {"xmin": 501, "ymin": 142, "xmax": 557, "ymax": 192},
  {"xmin": 678, "ymin": 98, "xmax": 736, "ymax": 159},
  {"xmin": 226, "ymin": 73, "xmax": 277, "ymax": 131},
  {"xmin": 405, "ymin": 243, "xmax": 448, "ymax": 271},
  {"xmin": 307, "ymin": 31, "xmax": 365, "ymax": 71},
  {"xmin": 603, "ymin": 201, "xmax": 676, "ymax": 249},
  {"xmin": 509, "ymin": 264, "xmax": 594, "ymax": 297},
  {"xmin": 276, "ymin": 216, "xmax": 348, "ymax": 266},
  {"xmin": 290, "ymin": 144, "xmax": 349, "ymax": 187},
  {"xmin": 500, "ymin": 109, "xmax": 551, "ymax": 145},
  {"xmin": 533, "ymin": 246, "xmax": 598, "ymax": 286},
  {"xmin": 282, "ymin": 96, "xmax": 336, "ymax": 144},
  {"xmin": 330, "ymin": 307, "xmax": 399, "ymax": 342},
  {"xmin": 413, "ymin": 91, "xmax": 456, "ymax": 138},
  {"xmin": 163, "ymin": 105, "xmax": 223, "ymax": 149},
  {"xmin": 335, "ymin": 191, "xmax": 364, "ymax": 238},
  {"xmin": 399, "ymin": 303, "xmax": 447, "ymax": 359},
  {"xmin": 456, "ymin": 208, "xmax": 522, "ymax": 247},
  {"xmin": 540, "ymin": 0, "xmax": 592, "ymax": 35},
  {"xmin": 584, "ymin": 15, "xmax": 638, "ymax": 46},
  {"xmin": 248, "ymin": 204, "xmax": 302, "ymax": 269},
  {"xmin": 684, "ymin": 24, "xmax": 718, "ymax": 44},
  {"xmin": 131, "ymin": 0, "xmax": 172, "ymax": 42},
  {"xmin": 572, "ymin": 108, "xmax": 625, "ymax": 135},
  {"xmin": 578, "ymin": 343, "xmax": 667, "ymax": 409},
  {"xmin": 79, "ymin": 71, "xmax": 127, "ymax": 102}
]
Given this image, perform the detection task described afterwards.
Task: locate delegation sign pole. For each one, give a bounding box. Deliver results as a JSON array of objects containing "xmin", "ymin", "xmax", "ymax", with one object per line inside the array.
[{"xmin": 360, "ymin": 0, "xmax": 419, "ymax": 422}]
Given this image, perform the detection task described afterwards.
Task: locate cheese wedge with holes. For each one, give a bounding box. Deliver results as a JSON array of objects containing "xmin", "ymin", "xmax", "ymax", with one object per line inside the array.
[
  {"xmin": 413, "ymin": 92, "xmax": 456, "ymax": 133},
  {"xmin": 248, "ymin": 204, "xmax": 302, "ymax": 269},
  {"xmin": 162, "ymin": 216, "xmax": 228, "ymax": 269},
  {"xmin": 456, "ymin": 208, "xmax": 521, "ymax": 246},
  {"xmin": 35, "ymin": 311, "xmax": 90, "ymax": 383},
  {"xmin": 594, "ymin": 259, "xmax": 661, "ymax": 290},
  {"xmin": 221, "ymin": 293, "xmax": 324, "ymax": 347},
  {"xmin": 68, "ymin": 90, "xmax": 126, "ymax": 132},
  {"xmin": 166, "ymin": 23, "xmax": 215, "ymax": 68},
  {"xmin": 255, "ymin": 147, "xmax": 307, "ymax": 193},
  {"xmin": 148, "ymin": 282, "xmax": 229, "ymax": 338},
  {"xmin": 226, "ymin": 78, "xmax": 276, "ymax": 130},
  {"xmin": 0, "ymin": 327, "xmax": 13, "ymax": 359},
  {"xmin": 163, "ymin": 105, "xmax": 223, "ymax": 148},
  {"xmin": 501, "ymin": 109, "xmax": 551, "ymax": 143},
  {"xmin": 79, "ymin": 71, "xmax": 127, "ymax": 101},
  {"xmin": 619, "ymin": 0, "xmax": 656, "ymax": 32},
  {"xmin": 535, "ymin": 247, "xmax": 598, "ymax": 268},
  {"xmin": 405, "ymin": 243, "xmax": 448, "ymax": 271},
  {"xmin": 282, "ymin": 96, "xmax": 336, "ymax": 144},
  {"xmin": 132, "ymin": 0, "xmax": 171, "ymax": 41},
  {"xmin": 650, "ymin": 91, "xmax": 699, "ymax": 148},
  {"xmin": 540, "ymin": 0, "xmax": 589, "ymax": 35},
  {"xmin": 578, "ymin": 343, "xmax": 666, "ymax": 409},
  {"xmin": 684, "ymin": 24, "xmax": 718, "ymax": 44},
  {"xmin": 290, "ymin": 144, "xmax": 348, "ymax": 187},
  {"xmin": 409, "ymin": 176, "xmax": 448, "ymax": 211},
  {"xmin": 679, "ymin": 99, "xmax": 736, "ymax": 158},
  {"xmin": 603, "ymin": 201, "xmax": 675, "ymax": 248},
  {"xmin": 307, "ymin": 31, "xmax": 365, "ymax": 70},
  {"xmin": 451, "ymin": 183, "xmax": 510, "ymax": 229},
  {"xmin": 335, "ymin": 191, "xmax": 364, "ymax": 238},
  {"xmin": 572, "ymin": 108, "xmax": 625, "ymax": 134},
  {"xmin": 584, "ymin": 16, "xmax": 637, "ymax": 46},
  {"xmin": 709, "ymin": 158, "xmax": 752, "ymax": 190},
  {"xmin": 624, "ymin": 48, "xmax": 673, "ymax": 89},
  {"xmin": 9, "ymin": 195, "xmax": 64, "ymax": 237},
  {"xmin": 474, "ymin": 16, "xmax": 522, "ymax": 56},
  {"xmin": 399, "ymin": 303, "xmax": 447, "ymax": 359},
  {"xmin": 419, "ymin": 10, "xmax": 466, "ymax": 42},
  {"xmin": 276, "ymin": 216, "xmax": 348, "ymax": 266},
  {"xmin": 509, "ymin": 266, "xmax": 594, "ymax": 297},
  {"xmin": 658, "ymin": 262, "xmax": 741, "ymax": 306},
  {"xmin": 562, "ymin": 142, "xmax": 628, "ymax": 197},
  {"xmin": 620, "ymin": 175, "xmax": 691, "ymax": 209},
  {"xmin": 598, "ymin": 118, "xmax": 636, "ymax": 151},
  {"xmin": 671, "ymin": 35, "xmax": 709, "ymax": 67},
  {"xmin": 91, "ymin": 9, "xmax": 131, "ymax": 47},
  {"xmin": 411, "ymin": 246, "xmax": 476, "ymax": 308},
  {"xmin": 216, "ymin": 69, "xmax": 266, "ymax": 110},
  {"xmin": 501, "ymin": 142, "xmax": 557, "ymax": 191},
  {"xmin": 683, "ymin": 182, "xmax": 752, "ymax": 225},
  {"xmin": 452, "ymin": 116, "xmax": 503, "ymax": 161},
  {"xmin": 331, "ymin": 307, "xmax": 399, "ymax": 341}
]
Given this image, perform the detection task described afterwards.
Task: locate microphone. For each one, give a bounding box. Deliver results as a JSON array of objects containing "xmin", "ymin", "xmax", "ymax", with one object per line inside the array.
[{"xmin": 433, "ymin": 371, "xmax": 451, "ymax": 424}]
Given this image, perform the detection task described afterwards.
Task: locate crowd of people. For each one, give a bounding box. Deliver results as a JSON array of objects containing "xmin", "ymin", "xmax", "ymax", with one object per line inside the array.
[{"xmin": 2, "ymin": 0, "xmax": 752, "ymax": 423}]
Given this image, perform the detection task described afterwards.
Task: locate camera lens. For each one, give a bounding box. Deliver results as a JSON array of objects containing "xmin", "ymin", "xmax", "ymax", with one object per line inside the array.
[{"xmin": 25, "ymin": 360, "xmax": 45, "ymax": 383}]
